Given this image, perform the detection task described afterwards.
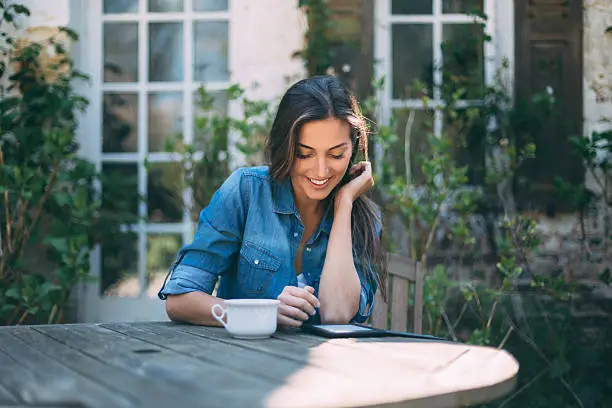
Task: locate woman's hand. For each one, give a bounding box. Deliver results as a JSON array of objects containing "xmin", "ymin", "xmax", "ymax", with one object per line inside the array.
[
  {"xmin": 277, "ymin": 285, "xmax": 320, "ymax": 327},
  {"xmin": 336, "ymin": 161, "xmax": 374, "ymax": 207}
]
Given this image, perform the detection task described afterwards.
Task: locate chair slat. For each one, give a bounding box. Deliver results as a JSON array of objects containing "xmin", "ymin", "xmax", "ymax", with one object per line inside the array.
[
  {"xmin": 390, "ymin": 276, "xmax": 409, "ymax": 332},
  {"xmin": 387, "ymin": 253, "xmax": 417, "ymax": 281},
  {"xmin": 368, "ymin": 253, "xmax": 424, "ymax": 333},
  {"xmin": 371, "ymin": 276, "xmax": 389, "ymax": 329},
  {"xmin": 413, "ymin": 262, "xmax": 424, "ymax": 334}
]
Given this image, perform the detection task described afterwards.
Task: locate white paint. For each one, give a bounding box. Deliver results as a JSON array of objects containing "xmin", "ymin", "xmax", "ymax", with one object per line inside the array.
[
  {"xmin": 583, "ymin": 0, "xmax": 612, "ymax": 138},
  {"xmin": 19, "ymin": 0, "xmax": 70, "ymax": 27},
  {"xmin": 230, "ymin": 0, "xmax": 305, "ymax": 101}
]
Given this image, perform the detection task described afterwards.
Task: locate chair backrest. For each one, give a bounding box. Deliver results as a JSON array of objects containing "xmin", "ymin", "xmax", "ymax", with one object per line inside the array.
[{"xmin": 368, "ymin": 253, "xmax": 424, "ymax": 333}]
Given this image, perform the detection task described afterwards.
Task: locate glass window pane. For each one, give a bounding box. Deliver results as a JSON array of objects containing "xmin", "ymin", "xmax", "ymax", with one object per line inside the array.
[
  {"xmin": 392, "ymin": 0, "xmax": 432, "ymax": 15},
  {"xmin": 442, "ymin": 0, "xmax": 483, "ymax": 14},
  {"xmin": 148, "ymin": 92, "xmax": 183, "ymax": 153},
  {"xmin": 443, "ymin": 108, "xmax": 486, "ymax": 184},
  {"xmin": 104, "ymin": 0, "xmax": 138, "ymax": 14},
  {"xmin": 193, "ymin": 0, "xmax": 228, "ymax": 11},
  {"xmin": 392, "ymin": 24, "xmax": 433, "ymax": 99},
  {"xmin": 149, "ymin": 23, "xmax": 184, "ymax": 82},
  {"xmin": 442, "ymin": 23, "xmax": 485, "ymax": 99},
  {"xmin": 103, "ymin": 93, "xmax": 138, "ymax": 153},
  {"xmin": 147, "ymin": 234, "xmax": 182, "ymax": 298},
  {"xmin": 104, "ymin": 23, "xmax": 138, "ymax": 83},
  {"xmin": 391, "ymin": 109, "xmax": 433, "ymax": 185},
  {"xmin": 149, "ymin": 0, "xmax": 184, "ymax": 12},
  {"xmin": 101, "ymin": 163, "xmax": 139, "ymax": 218},
  {"xmin": 193, "ymin": 21, "xmax": 229, "ymax": 82},
  {"xmin": 101, "ymin": 233, "xmax": 139, "ymax": 297},
  {"xmin": 147, "ymin": 163, "xmax": 184, "ymax": 222}
]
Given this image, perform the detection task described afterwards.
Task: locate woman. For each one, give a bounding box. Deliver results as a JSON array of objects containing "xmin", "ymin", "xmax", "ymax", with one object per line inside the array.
[{"xmin": 158, "ymin": 75, "xmax": 387, "ymax": 327}]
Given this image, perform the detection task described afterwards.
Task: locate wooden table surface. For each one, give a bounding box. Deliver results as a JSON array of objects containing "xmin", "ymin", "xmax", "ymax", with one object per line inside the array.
[{"xmin": 0, "ymin": 322, "xmax": 518, "ymax": 408}]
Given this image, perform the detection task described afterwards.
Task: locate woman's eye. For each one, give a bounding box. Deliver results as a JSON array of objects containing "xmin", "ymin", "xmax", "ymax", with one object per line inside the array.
[
  {"xmin": 330, "ymin": 153, "xmax": 345, "ymax": 160},
  {"xmin": 296, "ymin": 153, "xmax": 312, "ymax": 159}
]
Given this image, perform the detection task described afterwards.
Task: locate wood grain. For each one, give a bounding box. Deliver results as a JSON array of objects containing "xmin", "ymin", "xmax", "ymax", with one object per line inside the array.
[{"xmin": 0, "ymin": 322, "xmax": 519, "ymax": 408}]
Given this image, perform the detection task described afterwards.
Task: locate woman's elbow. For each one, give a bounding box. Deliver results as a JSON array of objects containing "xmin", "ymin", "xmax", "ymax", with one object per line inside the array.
[
  {"xmin": 320, "ymin": 309, "xmax": 354, "ymax": 325},
  {"xmin": 165, "ymin": 296, "xmax": 183, "ymax": 322}
]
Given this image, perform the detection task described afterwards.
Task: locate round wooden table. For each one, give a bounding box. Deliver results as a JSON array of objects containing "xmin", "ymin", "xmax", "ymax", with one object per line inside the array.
[{"xmin": 0, "ymin": 322, "xmax": 519, "ymax": 408}]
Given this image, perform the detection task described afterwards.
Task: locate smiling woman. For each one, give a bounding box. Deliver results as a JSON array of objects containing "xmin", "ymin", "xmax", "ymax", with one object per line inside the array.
[{"xmin": 158, "ymin": 75, "xmax": 387, "ymax": 328}]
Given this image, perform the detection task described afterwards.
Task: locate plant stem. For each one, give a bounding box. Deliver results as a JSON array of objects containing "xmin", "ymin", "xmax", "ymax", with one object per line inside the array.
[
  {"xmin": 19, "ymin": 164, "xmax": 59, "ymax": 258},
  {"xmin": 0, "ymin": 149, "xmax": 13, "ymax": 257},
  {"xmin": 17, "ymin": 310, "xmax": 28, "ymax": 325},
  {"xmin": 421, "ymin": 209, "xmax": 441, "ymax": 269}
]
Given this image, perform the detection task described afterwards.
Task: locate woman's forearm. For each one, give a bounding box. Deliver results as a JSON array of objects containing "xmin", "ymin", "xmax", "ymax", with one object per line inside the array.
[
  {"xmin": 165, "ymin": 291, "xmax": 225, "ymax": 326},
  {"xmin": 317, "ymin": 198, "xmax": 361, "ymax": 324}
]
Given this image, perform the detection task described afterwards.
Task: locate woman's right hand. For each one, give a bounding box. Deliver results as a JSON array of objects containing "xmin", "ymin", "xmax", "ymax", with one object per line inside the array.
[{"xmin": 277, "ymin": 285, "xmax": 321, "ymax": 327}]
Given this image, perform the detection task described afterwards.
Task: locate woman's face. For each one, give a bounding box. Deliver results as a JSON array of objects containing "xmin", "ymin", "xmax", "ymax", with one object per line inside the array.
[{"xmin": 290, "ymin": 117, "xmax": 353, "ymax": 204}]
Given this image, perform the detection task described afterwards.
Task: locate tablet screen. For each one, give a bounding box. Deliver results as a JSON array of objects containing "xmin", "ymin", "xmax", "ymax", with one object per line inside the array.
[{"xmin": 311, "ymin": 324, "xmax": 375, "ymax": 334}]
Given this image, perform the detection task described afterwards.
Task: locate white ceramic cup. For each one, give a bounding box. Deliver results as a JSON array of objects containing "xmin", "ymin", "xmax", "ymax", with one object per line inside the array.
[{"xmin": 211, "ymin": 299, "xmax": 280, "ymax": 339}]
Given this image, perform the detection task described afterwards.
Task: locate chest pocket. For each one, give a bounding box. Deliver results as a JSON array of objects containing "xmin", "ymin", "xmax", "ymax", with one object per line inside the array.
[{"xmin": 238, "ymin": 241, "xmax": 281, "ymax": 297}]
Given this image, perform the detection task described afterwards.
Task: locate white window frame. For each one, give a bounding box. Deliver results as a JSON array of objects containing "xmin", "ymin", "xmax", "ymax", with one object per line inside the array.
[
  {"xmin": 76, "ymin": 0, "xmax": 231, "ymax": 301},
  {"xmin": 374, "ymin": 0, "xmax": 498, "ymax": 136}
]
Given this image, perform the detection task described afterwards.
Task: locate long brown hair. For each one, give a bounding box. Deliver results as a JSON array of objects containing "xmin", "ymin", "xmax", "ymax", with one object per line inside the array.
[{"xmin": 265, "ymin": 76, "xmax": 388, "ymax": 300}]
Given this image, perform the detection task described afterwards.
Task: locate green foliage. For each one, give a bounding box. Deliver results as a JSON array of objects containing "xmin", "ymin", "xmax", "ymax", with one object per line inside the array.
[
  {"xmin": 295, "ymin": 0, "xmax": 334, "ymax": 76},
  {"xmin": 359, "ymin": 10, "xmax": 602, "ymax": 407},
  {"xmin": 152, "ymin": 84, "xmax": 274, "ymax": 221},
  {"xmin": 0, "ymin": 3, "xmax": 134, "ymax": 325}
]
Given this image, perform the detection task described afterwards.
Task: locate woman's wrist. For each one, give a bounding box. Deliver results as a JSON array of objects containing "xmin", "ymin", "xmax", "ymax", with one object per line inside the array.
[{"xmin": 334, "ymin": 193, "xmax": 354, "ymax": 212}]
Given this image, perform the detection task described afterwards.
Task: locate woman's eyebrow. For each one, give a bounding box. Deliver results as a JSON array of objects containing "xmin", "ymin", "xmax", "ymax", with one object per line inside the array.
[{"xmin": 298, "ymin": 142, "xmax": 348, "ymax": 151}]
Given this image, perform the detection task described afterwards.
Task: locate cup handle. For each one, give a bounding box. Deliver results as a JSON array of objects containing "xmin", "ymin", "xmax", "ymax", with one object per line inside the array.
[{"xmin": 211, "ymin": 303, "xmax": 229, "ymax": 329}]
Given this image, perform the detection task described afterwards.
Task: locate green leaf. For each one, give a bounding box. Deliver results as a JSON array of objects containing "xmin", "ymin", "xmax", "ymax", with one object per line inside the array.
[
  {"xmin": 5, "ymin": 287, "xmax": 20, "ymax": 300},
  {"xmin": 58, "ymin": 26, "xmax": 79, "ymax": 41},
  {"xmin": 10, "ymin": 4, "xmax": 31, "ymax": 16},
  {"xmin": 39, "ymin": 283, "xmax": 61, "ymax": 296},
  {"xmin": 44, "ymin": 237, "xmax": 68, "ymax": 252}
]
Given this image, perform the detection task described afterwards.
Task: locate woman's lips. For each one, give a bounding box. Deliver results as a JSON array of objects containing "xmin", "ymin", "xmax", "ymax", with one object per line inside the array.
[{"xmin": 307, "ymin": 177, "xmax": 331, "ymax": 189}]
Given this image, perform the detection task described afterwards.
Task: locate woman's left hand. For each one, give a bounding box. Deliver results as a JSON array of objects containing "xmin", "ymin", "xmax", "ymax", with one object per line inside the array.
[{"xmin": 336, "ymin": 161, "xmax": 374, "ymax": 206}]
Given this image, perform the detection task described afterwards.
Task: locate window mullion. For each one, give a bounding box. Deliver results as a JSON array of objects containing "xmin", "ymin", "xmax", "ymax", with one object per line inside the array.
[
  {"xmin": 433, "ymin": 0, "xmax": 443, "ymax": 137},
  {"xmin": 484, "ymin": 0, "xmax": 496, "ymax": 88},
  {"xmin": 138, "ymin": 0, "xmax": 148, "ymax": 296},
  {"xmin": 183, "ymin": 0, "xmax": 195, "ymax": 241}
]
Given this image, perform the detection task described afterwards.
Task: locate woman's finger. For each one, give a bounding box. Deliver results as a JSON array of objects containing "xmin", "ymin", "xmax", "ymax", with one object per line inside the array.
[
  {"xmin": 277, "ymin": 314, "xmax": 303, "ymax": 327},
  {"xmin": 278, "ymin": 303, "xmax": 310, "ymax": 322},
  {"xmin": 349, "ymin": 161, "xmax": 366, "ymax": 176},
  {"xmin": 286, "ymin": 286, "xmax": 320, "ymax": 309},
  {"xmin": 278, "ymin": 293, "xmax": 316, "ymax": 316}
]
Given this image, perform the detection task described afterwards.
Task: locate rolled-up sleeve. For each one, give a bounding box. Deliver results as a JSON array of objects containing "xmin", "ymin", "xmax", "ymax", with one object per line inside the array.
[{"xmin": 158, "ymin": 168, "xmax": 249, "ymax": 299}]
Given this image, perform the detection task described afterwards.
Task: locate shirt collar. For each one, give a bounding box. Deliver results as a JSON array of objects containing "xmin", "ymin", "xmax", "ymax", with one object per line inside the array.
[
  {"xmin": 272, "ymin": 176, "xmax": 335, "ymax": 235},
  {"xmin": 272, "ymin": 176, "xmax": 297, "ymax": 215}
]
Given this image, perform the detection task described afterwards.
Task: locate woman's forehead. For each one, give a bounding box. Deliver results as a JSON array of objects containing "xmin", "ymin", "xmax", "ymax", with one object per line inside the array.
[{"xmin": 298, "ymin": 118, "xmax": 351, "ymax": 148}]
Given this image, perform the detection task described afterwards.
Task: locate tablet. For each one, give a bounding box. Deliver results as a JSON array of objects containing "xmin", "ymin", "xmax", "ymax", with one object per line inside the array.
[
  {"xmin": 302, "ymin": 324, "xmax": 388, "ymax": 338},
  {"xmin": 301, "ymin": 323, "xmax": 448, "ymax": 341}
]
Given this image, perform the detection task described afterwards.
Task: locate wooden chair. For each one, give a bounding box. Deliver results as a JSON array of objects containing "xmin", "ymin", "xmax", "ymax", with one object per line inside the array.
[{"xmin": 368, "ymin": 253, "xmax": 424, "ymax": 333}]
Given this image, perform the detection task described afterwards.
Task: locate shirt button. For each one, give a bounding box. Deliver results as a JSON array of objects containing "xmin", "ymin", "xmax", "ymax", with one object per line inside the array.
[
  {"xmin": 254, "ymin": 259, "xmax": 259, "ymax": 265},
  {"xmin": 306, "ymin": 247, "xmax": 311, "ymax": 252},
  {"xmin": 293, "ymin": 232, "xmax": 298, "ymax": 238}
]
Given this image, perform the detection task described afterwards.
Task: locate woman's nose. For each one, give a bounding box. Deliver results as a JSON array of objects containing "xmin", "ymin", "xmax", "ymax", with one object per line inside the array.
[{"xmin": 316, "ymin": 157, "xmax": 330, "ymax": 178}]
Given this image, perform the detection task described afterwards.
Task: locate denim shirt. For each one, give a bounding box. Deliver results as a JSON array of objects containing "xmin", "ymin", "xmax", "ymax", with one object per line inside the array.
[{"xmin": 158, "ymin": 166, "xmax": 377, "ymax": 323}]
